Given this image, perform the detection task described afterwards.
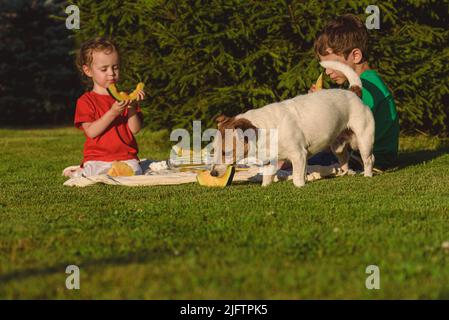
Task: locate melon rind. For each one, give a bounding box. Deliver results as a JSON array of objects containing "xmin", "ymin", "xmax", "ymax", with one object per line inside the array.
[{"xmin": 107, "ymin": 84, "xmax": 123, "ymax": 101}]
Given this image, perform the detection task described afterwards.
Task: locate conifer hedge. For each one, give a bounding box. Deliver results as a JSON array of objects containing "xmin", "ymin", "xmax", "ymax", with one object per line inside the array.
[
  {"xmin": 3, "ymin": 1, "xmax": 448, "ymax": 136},
  {"xmin": 0, "ymin": 0, "xmax": 81, "ymax": 125},
  {"xmin": 70, "ymin": 0, "xmax": 448, "ymax": 135}
]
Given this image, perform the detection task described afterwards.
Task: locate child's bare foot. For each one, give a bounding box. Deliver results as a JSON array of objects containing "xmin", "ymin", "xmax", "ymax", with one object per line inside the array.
[{"xmin": 62, "ymin": 166, "xmax": 82, "ymax": 178}]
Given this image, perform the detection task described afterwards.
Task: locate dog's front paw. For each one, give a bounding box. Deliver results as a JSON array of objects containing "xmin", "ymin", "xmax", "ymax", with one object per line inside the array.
[
  {"xmin": 293, "ymin": 178, "xmax": 306, "ymax": 188},
  {"xmin": 261, "ymin": 174, "xmax": 274, "ymax": 187}
]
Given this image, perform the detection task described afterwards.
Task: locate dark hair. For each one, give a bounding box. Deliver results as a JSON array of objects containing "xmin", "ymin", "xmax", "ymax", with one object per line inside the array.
[
  {"xmin": 314, "ymin": 14, "xmax": 369, "ymax": 62},
  {"xmin": 75, "ymin": 37, "xmax": 119, "ymax": 85}
]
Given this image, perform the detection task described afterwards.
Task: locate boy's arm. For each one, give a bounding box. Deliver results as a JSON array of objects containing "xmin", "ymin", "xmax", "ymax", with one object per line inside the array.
[
  {"xmin": 126, "ymin": 89, "xmax": 145, "ymax": 134},
  {"xmin": 82, "ymin": 101, "xmax": 128, "ymax": 138},
  {"xmin": 127, "ymin": 106, "xmax": 142, "ymax": 134}
]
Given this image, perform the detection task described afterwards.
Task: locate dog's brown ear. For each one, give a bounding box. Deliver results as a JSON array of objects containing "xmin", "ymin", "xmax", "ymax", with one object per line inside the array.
[
  {"xmin": 231, "ymin": 118, "xmax": 257, "ymax": 132},
  {"xmin": 215, "ymin": 115, "xmax": 229, "ymax": 124}
]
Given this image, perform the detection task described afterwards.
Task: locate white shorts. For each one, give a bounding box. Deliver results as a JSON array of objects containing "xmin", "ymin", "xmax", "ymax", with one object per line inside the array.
[{"xmin": 76, "ymin": 159, "xmax": 142, "ymax": 177}]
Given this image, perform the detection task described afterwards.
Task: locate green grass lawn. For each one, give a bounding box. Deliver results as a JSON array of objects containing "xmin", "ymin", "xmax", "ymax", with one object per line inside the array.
[{"xmin": 0, "ymin": 127, "xmax": 448, "ymax": 299}]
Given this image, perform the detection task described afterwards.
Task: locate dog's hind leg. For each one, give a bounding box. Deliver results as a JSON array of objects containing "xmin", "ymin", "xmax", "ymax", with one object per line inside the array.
[
  {"xmin": 290, "ymin": 148, "xmax": 308, "ymax": 187},
  {"xmin": 359, "ymin": 143, "xmax": 374, "ymax": 177},
  {"xmin": 351, "ymin": 126, "xmax": 375, "ymax": 177},
  {"xmin": 348, "ymin": 100, "xmax": 375, "ymax": 177},
  {"xmin": 261, "ymin": 163, "xmax": 276, "ymax": 187},
  {"xmin": 330, "ymin": 139, "xmax": 350, "ymax": 173}
]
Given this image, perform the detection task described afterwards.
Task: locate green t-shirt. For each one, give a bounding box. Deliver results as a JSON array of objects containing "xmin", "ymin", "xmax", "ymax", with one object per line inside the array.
[{"xmin": 360, "ymin": 70, "xmax": 399, "ymax": 168}]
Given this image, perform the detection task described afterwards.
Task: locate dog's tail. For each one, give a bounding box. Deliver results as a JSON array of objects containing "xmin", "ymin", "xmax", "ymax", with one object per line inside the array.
[{"xmin": 319, "ymin": 61, "xmax": 362, "ymax": 97}]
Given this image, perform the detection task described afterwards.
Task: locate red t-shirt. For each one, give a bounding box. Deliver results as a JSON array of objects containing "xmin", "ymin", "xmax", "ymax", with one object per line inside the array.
[{"xmin": 74, "ymin": 91, "xmax": 143, "ymax": 166}]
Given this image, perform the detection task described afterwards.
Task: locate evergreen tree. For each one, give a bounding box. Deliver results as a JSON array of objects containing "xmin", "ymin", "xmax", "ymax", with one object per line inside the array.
[
  {"xmin": 72, "ymin": 0, "xmax": 448, "ymax": 135},
  {"xmin": 0, "ymin": 0, "xmax": 81, "ymax": 125},
  {"xmin": 2, "ymin": 0, "xmax": 447, "ymax": 135}
]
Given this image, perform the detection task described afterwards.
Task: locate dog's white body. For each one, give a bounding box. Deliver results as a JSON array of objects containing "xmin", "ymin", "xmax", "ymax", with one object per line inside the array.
[{"xmin": 218, "ymin": 61, "xmax": 375, "ymax": 187}]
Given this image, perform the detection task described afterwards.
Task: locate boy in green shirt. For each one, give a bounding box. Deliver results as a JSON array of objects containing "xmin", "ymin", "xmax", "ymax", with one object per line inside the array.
[{"xmin": 308, "ymin": 13, "xmax": 399, "ymax": 171}]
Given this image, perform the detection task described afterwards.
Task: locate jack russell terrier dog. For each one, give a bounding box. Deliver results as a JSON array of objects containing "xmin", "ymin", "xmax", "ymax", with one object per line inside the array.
[{"xmin": 212, "ymin": 60, "xmax": 375, "ymax": 187}]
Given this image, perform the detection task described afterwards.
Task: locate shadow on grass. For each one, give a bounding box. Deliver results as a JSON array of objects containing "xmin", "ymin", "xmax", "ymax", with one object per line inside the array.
[
  {"xmin": 0, "ymin": 248, "xmax": 174, "ymax": 286},
  {"xmin": 397, "ymin": 147, "xmax": 449, "ymax": 170}
]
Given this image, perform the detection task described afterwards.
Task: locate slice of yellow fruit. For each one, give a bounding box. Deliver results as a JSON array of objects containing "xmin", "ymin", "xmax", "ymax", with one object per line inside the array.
[
  {"xmin": 197, "ymin": 166, "xmax": 235, "ymax": 188},
  {"xmin": 107, "ymin": 82, "xmax": 145, "ymax": 102},
  {"xmin": 119, "ymin": 91, "xmax": 130, "ymax": 100},
  {"xmin": 106, "ymin": 84, "xmax": 123, "ymax": 101},
  {"xmin": 107, "ymin": 161, "xmax": 135, "ymax": 177},
  {"xmin": 315, "ymin": 72, "xmax": 323, "ymax": 90},
  {"xmin": 128, "ymin": 82, "xmax": 145, "ymax": 100}
]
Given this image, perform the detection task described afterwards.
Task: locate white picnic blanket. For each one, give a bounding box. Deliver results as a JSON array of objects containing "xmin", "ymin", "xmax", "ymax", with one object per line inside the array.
[{"xmin": 62, "ymin": 159, "xmax": 347, "ymax": 188}]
